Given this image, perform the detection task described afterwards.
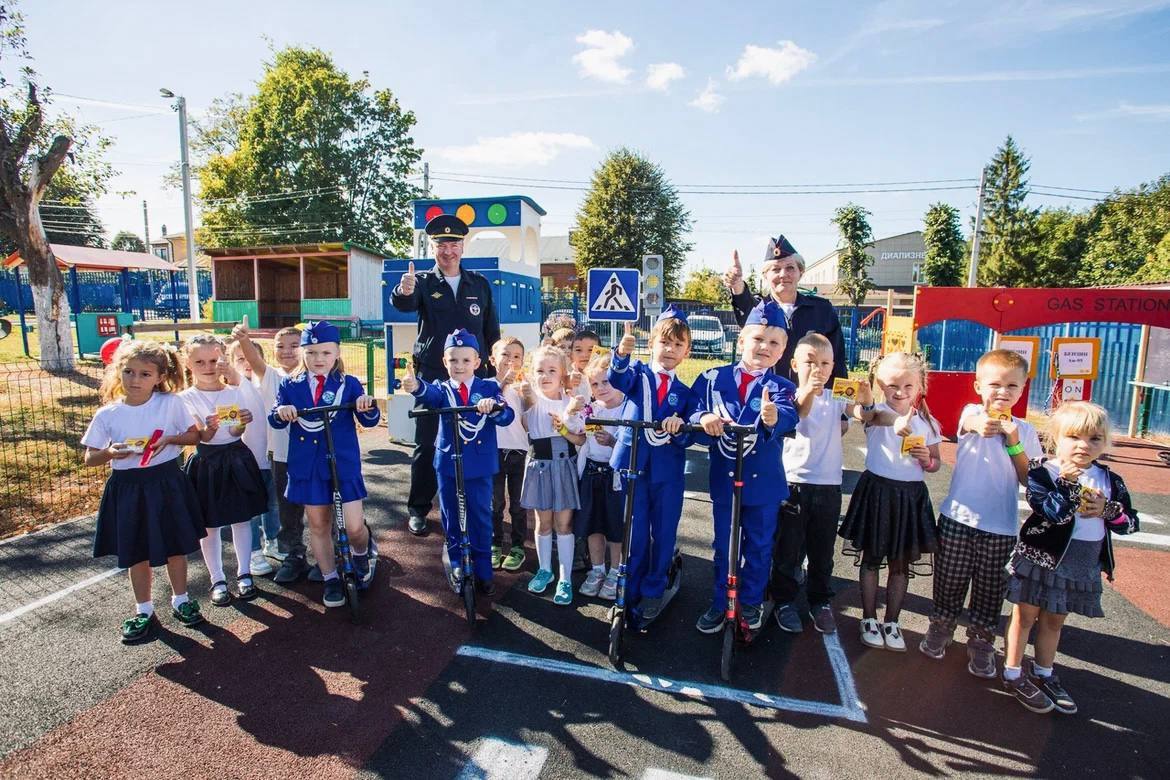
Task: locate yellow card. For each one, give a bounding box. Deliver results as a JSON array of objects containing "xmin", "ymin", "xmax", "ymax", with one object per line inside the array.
[
  {"xmin": 1077, "ymin": 486, "xmax": 1101, "ymax": 513},
  {"xmin": 901, "ymin": 434, "xmax": 925, "ymax": 455},
  {"xmin": 592, "ymin": 345, "xmax": 609, "ymax": 357},
  {"xmin": 217, "ymin": 404, "xmax": 241, "ymax": 424},
  {"xmin": 989, "ymin": 409, "xmax": 1012, "ymax": 422},
  {"xmin": 832, "ymin": 378, "xmax": 860, "ymax": 403},
  {"xmin": 122, "ymin": 437, "xmax": 150, "ymax": 453}
]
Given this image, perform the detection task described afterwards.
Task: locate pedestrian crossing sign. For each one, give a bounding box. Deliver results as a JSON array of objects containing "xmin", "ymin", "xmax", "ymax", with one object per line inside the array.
[{"xmin": 587, "ymin": 268, "xmax": 640, "ymax": 322}]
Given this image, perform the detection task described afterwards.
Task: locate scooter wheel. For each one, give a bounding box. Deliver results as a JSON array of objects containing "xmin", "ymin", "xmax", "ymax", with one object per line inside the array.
[
  {"xmin": 720, "ymin": 622, "xmax": 735, "ymax": 681},
  {"xmin": 344, "ymin": 575, "xmax": 361, "ymax": 624},
  {"xmin": 608, "ymin": 611, "xmax": 625, "ymax": 666},
  {"xmin": 462, "ymin": 580, "xmax": 477, "ymax": 627}
]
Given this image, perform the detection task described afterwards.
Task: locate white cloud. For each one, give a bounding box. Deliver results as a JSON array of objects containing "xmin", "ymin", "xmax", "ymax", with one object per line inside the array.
[
  {"xmin": 1077, "ymin": 101, "xmax": 1170, "ymax": 121},
  {"xmin": 645, "ymin": 62, "xmax": 686, "ymax": 91},
  {"xmin": 432, "ymin": 132, "xmax": 595, "ymax": 167},
  {"xmin": 572, "ymin": 29, "xmax": 634, "ymax": 84},
  {"xmin": 726, "ymin": 40, "xmax": 817, "ymax": 85},
  {"xmin": 688, "ymin": 79, "xmax": 724, "ymax": 113}
]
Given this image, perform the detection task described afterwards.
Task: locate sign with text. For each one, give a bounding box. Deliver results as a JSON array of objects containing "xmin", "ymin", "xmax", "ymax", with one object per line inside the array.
[
  {"xmin": 1052, "ymin": 337, "xmax": 1101, "ymax": 380},
  {"xmin": 882, "ymin": 315, "xmax": 916, "ymax": 355},
  {"xmin": 995, "ymin": 335, "xmax": 1041, "ymax": 378}
]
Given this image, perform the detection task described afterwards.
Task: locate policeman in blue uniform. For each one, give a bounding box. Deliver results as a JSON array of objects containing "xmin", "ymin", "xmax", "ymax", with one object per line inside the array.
[
  {"xmin": 689, "ymin": 300, "xmax": 800, "ymax": 634},
  {"xmin": 392, "ymin": 214, "xmax": 501, "ymax": 536},
  {"xmin": 403, "ymin": 329, "xmax": 514, "ymax": 595}
]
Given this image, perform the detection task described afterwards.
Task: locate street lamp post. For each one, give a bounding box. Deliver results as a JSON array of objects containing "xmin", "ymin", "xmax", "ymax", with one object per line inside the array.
[{"xmin": 161, "ymin": 88, "xmax": 200, "ymax": 321}]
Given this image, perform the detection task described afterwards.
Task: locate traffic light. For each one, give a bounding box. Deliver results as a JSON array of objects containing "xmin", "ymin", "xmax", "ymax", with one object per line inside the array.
[{"xmin": 642, "ymin": 254, "xmax": 664, "ymax": 317}]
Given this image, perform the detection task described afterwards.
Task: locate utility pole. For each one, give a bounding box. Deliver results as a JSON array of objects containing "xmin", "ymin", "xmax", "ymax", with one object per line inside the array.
[
  {"xmin": 142, "ymin": 199, "xmax": 150, "ymax": 250},
  {"xmin": 161, "ymin": 88, "xmax": 200, "ymax": 320},
  {"xmin": 966, "ymin": 167, "xmax": 987, "ymax": 287},
  {"xmin": 419, "ymin": 161, "xmax": 431, "ymax": 259}
]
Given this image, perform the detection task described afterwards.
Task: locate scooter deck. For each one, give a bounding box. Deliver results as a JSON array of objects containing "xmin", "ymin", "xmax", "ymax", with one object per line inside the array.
[{"xmin": 634, "ymin": 550, "xmax": 684, "ymax": 633}]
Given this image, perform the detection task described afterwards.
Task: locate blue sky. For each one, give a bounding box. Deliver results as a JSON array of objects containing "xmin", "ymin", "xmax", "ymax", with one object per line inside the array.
[{"xmin": 20, "ymin": 0, "xmax": 1170, "ymax": 278}]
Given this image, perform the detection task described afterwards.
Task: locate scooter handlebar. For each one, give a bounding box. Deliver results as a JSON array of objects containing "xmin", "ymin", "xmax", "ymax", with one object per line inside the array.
[
  {"xmin": 299, "ymin": 403, "xmax": 356, "ymax": 415},
  {"xmin": 409, "ymin": 403, "xmax": 503, "ymax": 419},
  {"xmin": 585, "ymin": 417, "xmax": 756, "ymax": 436}
]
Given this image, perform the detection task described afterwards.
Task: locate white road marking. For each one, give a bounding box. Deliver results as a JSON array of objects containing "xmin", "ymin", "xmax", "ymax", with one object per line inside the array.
[
  {"xmin": 643, "ymin": 770, "xmax": 714, "ymax": 780},
  {"xmin": 1140, "ymin": 514, "xmax": 1165, "ymax": 526},
  {"xmin": 1114, "ymin": 532, "xmax": 1170, "ymax": 548},
  {"xmin": 457, "ymin": 737, "xmax": 548, "ymax": 780},
  {"xmin": 0, "ymin": 566, "xmax": 123, "ymax": 625}
]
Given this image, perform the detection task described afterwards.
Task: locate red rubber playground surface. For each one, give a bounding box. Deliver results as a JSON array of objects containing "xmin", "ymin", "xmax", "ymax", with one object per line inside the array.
[{"xmin": 1, "ymin": 431, "xmax": 1168, "ymax": 779}]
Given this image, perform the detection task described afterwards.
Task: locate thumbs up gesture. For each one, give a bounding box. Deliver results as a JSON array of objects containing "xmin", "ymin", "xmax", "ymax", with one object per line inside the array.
[
  {"xmin": 618, "ymin": 321, "xmax": 636, "ymax": 358},
  {"xmin": 724, "ymin": 249, "xmax": 745, "ymax": 295},
  {"xmin": 760, "ymin": 391, "xmax": 778, "ymax": 427},
  {"xmin": 401, "ymin": 361, "xmax": 419, "ymax": 393},
  {"xmin": 400, "ymin": 261, "xmax": 417, "ymax": 295},
  {"xmin": 231, "ymin": 314, "xmax": 251, "ymax": 342}
]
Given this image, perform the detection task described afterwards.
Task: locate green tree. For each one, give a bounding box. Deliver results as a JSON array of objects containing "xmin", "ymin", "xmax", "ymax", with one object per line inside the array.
[
  {"xmin": 1026, "ymin": 208, "xmax": 1088, "ymax": 287},
  {"xmin": 1138, "ymin": 230, "xmax": 1170, "ymax": 283},
  {"xmin": 831, "ymin": 202, "xmax": 874, "ymax": 306},
  {"xmin": 921, "ymin": 203, "xmax": 966, "ymax": 286},
  {"xmin": 195, "ymin": 46, "xmax": 422, "ymax": 253},
  {"xmin": 1077, "ymin": 174, "xmax": 1170, "ymax": 285},
  {"xmin": 111, "ymin": 230, "xmax": 146, "ymax": 252},
  {"xmin": 977, "ymin": 135, "xmax": 1039, "ymax": 286},
  {"xmin": 573, "ymin": 148, "xmax": 692, "ymax": 296},
  {"xmin": 679, "ymin": 267, "xmax": 725, "ymax": 304}
]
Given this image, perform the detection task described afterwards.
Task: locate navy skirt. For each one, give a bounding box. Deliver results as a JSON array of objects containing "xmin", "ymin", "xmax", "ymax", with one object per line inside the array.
[
  {"xmin": 93, "ymin": 459, "xmax": 207, "ymax": 568},
  {"xmin": 838, "ymin": 470, "xmax": 937, "ymax": 575},
  {"xmin": 184, "ymin": 440, "xmax": 268, "ymax": 528},
  {"xmin": 574, "ymin": 459, "xmax": 625, "ymax": 542}
]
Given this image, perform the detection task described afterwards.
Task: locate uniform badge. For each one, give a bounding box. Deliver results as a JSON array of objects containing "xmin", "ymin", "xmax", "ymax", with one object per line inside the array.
[
  {"xmin": 470, "ymin": 393, "xmax": 483, "ymax": 403},
  {"xmin": 750, "ymin": 397, "xmax": 762, "ymax": 412},
  {"xmin": 322, "ymin": 391, "xmax": 335, "ymax": 404},
  {"xmin": 469, "ymin": 303, "xmax": 481, "ymax": 316},
  {"xmin": 667, "ymin": 392, "xmax": 679, "ymax": 406},
  {"xmin": 431, "ymin": 291, "xmax": 443, "ymax": 299},
  {"xmin": 310, "ymin": 336, "xmax": 318, "ymax": 344}
]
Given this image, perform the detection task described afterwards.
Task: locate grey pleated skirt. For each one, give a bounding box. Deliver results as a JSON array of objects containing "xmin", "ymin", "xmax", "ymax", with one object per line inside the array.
[
  {"xmin": 1006, "ymin": 538, "xmax": 1105, "ymax": 617},
  {"xmin": 520, "ymin": 436, "xmax": 580, "ymax": 511}
]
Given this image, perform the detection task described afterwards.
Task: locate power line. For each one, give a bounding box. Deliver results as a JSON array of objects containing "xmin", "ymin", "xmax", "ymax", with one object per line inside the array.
[
  {"xmin": 429, "ymin": 169, "xmax": 980, "ymax": 188},
  {"xmin": 199, "ymin": 185, "xmax": 345, "ymax": 207},
  {"xmin": 428, "ymin": 175, "xmax": 979, "ymax": 196}
]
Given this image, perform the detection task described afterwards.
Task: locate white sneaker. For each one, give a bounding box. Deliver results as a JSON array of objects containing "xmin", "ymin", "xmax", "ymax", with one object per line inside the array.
[
  {"xmin": 882, "ymin": 621, "xmax": 907, "ymax": 652},
  {"xmin": 860, "ymin": 618, "xmax": 884, "ymax": 649},
  {"xmin": 599, "ymin": 569, "xmax": 620, "ymax": 600},
  {"xmin": 263, "ymin": 540, "xmax": 286, "ymax": 561},
  {"xmin": 250, "ymin": 550, "xmax": 275, "ymax": 576},
  {"xmin": 579, "ymin": 569, "xmax": 605, "ymax": 597}
]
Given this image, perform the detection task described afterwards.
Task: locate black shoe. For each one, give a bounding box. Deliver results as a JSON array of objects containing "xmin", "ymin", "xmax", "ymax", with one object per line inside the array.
[
  {"xmin": 274, "ymin": 553, "xmax": 308, "ymax": 584},
  {"xmin": 408, "ymin": 514, "xmax": 428, "ymax": 536},
  {"xmin": 235, "ymin": 576, "xmax": 258, "ymax": 601},
  {"xmin": 1034, "ymin": 672, "xmax": 1078, "ymax": 715},
  {"xmin": 209, "ymin": 580, "xmax": 232, "ymax": 607},
  {"xmin": 120, "ymin": 612, "xmax": 158, "ymax": 644},
  {"xmin": 476, "ymin": 579, "xmax": 496, "ymax": 597}
]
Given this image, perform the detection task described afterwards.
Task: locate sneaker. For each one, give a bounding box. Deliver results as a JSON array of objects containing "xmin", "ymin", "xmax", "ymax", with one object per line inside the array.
[
  {"xmin": 579, "ymin": 569, "xmax": 605, "ymax": 597},
  {"xmin": 527, "ymin": 568, "xmax": 554, "ymax": 594},
  {"xmin": 263, "ymin": 540, "xmax": 287, "ymax": 561},
  {"xmin": 322, "ymin": 578, "xmax": 345, "ymax": 608},
  {"xmin": 860, "ymin": 618, "xmax": 884, "ymax": 648},
  {"xmin": 967, "ymin": 638, "xmax": 998, "ymax": 679},
  {"xmin": 210, "ymin": 580, "xmax": 232, "ymax": 607},
  {"xmin": 881, "ymin": 621, "xmax": 906, "ymax": 652},
  {"xmin": 307, "ymin": 563, "xmax": 323, "ymax": 583},
  {"xmin": 598, "ymin": 569, "xmax": 619, "ymax": 601},
  {"xmin": 250, "ymin": 550, "xmax": 275, "ymax": 576},
  {"xmin": 1032, "ymin": 670, "xmax": 1077, "ymax": 714},
  {"xmin": 1003, "ymin": 673, "xmax": 1055, "ymax": 714},
  {"xmin": 809, "ymin": 604, "xmax": 837, "ymax": 634},
  {"xmin": 120, "ymin": 612, "xmax": 158, "ymax": 643},
  {"xmin": 274, "ymin": 553, "xmax": 308, "ymax": 584},
  {"xmin": 919, "ymin": 623, "xmax": 953, "ymax": 660},
  {"xmin": 774, "ymin": 602, "xmax": 804, "ymax": 634},
  {"xmin": 639, "ymin": 596, "xmax": 663, "ymax": 622},
  {"xmin": 741, "ymin": 603, "xmax": 763, "ymax": 630},
  {"xmin": 553, "ymin": 580, "xmax": 573, "ymax": 605},
  {"xmin": 171, "ymin": 600, "xmax": 204, "ymax": 627},
  {"xmin": 235, "ymin": 575, "xmax": 259, "ymax": 601},
  {"xmin": 353, "ymin": 553, "xmax": 371, "ymax": 589},
  {"xmin": 502, "ymin": 545, "xmax": 526, "ymax": 572},
  {"xmin": 491, "ymin": 545, "xmax": 504, "ymax": 570},
  {"xmin": 696, "ymin": 606, "xmax": 726, "ymax": 634}
]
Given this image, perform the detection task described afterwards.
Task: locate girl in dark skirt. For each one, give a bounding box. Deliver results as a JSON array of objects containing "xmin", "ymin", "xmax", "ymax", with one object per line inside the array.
[
  {"xmin": 1002, "ymin": 402, "xmax": 1140, "ymax": 715},
  {"xmin": 838, "ymin": 352, "xmax": 942, "ymax": 652},
  {"xmin": 82, "ymin": 340, "xmax": 206, "ymax": 643},
  {"xmin": 180, "ymin": 335, "xmax": 268, "ymax": 608}
]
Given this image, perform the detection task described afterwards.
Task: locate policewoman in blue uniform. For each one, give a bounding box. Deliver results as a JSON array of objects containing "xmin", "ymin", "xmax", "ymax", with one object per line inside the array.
[
  {"xmin": 391, "ymin": 214, "xmax": 501, "ymax": 536},
  {"xmin": 401, "ymin": 329, "xmax": 515, "ymax": 596},
  {"xmin": 725, "ymin": 235, "xmax": 848, "ymax": 383},
  {"xmin": 689, "ymin": 300, "xmax": 800, "ymax": 634},
  {"xmin": 269, "ymin": 321, "xmax": 381, "ymax": 608}
]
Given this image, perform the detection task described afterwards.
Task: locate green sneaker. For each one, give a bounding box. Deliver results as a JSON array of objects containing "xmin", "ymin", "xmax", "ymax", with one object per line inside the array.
[
  {"xmin": 171, "ymin": 599, "xmax": 205, "ymax": 627},
  {"xmin": 502, "ymin": 545, "xmax": 526, "ymax": 572},
  {"xmin": 491, "ymin": 545, "xmax": 504, "ymax": 570},
  {"xmin": 120, "ymin": 612, "xmax": 158, "ymax": 644}
]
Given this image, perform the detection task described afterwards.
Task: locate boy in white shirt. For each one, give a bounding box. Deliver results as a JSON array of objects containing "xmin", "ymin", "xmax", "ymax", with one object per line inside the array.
[
  {"xmin": 489, "ymin": 337, "xmax": 529, "ymax": 572},
  {"xmin": 920, "ymin": 349, "xmax": 1042, "ymax": 677}
]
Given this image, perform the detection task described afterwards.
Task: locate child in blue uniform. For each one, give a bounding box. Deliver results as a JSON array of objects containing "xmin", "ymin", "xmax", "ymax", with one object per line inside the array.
[
  {"xmin": 607, "ymin": 306, "xmax": 693, "ymax": 625},
  {"xmin": 270, "ymin": 321, "xmax": 381, "ymax": 608},
  {"xmin": 691, "ymin": 300, "xmax": 800, "ymax": 633},
  {"xmin": 82, "ymin": 341, "xmax": 206, "ymax": 643},
  {"xmin": 402, "ymin": 328, "xmax": 516, "ymax": 596}
]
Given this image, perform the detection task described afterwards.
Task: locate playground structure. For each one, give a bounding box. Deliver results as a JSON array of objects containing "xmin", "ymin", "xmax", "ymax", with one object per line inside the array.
[
  {"xmin": 382, "ymin": 196, "xmax": 544, "ymax": 441},
  {"xmin": 910, "ymin": 285, "xmax": 1170, "ymax": 438}
]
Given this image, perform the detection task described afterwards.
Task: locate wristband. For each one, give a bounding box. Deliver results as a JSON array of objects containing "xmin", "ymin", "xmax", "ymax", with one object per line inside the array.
[
  {"xmin": 1004, "ymin": 442, "xmax": 1025, "ymax": 456},
  {"xmin": 861, "ymin": 403, "xmax": 875, "ymax": 412},
  {"xmin": 557, "ymin": 423, "xmax": 570, "ymax": 437}
]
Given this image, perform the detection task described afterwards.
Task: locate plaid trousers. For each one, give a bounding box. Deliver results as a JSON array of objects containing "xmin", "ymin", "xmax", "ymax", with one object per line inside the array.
[{"xmin": 929, "ymin": 514, "xmax": 1017, "ymax": 643}]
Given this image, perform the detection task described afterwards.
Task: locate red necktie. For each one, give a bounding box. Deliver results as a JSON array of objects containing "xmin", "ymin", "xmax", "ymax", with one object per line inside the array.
[
  {"xmin": 738, "ymin": 371, "xmax": 756, "ymax": 404},
  {"xmin": 657, "ymin": 373, "xmax": 669, "ymax": 405},
  {"xmin": 458, "ymin": 382, "xmax": 470, "ymax": 405},
  {"xmin": 313, "ymin": 374, "xmax": 325, "ymax": 404}
]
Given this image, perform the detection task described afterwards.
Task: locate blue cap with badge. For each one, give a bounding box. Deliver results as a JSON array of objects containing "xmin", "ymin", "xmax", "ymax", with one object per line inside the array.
[
  {"xmin": 656, "ymin": 304, "xmax": 688, "ymax": 324},
  {"xmin": 300, "ymin": 320, "xmax": 341, "ymax": 346},
  {"xmin": 765, "ymin": 234, "xmax": 800, "ymax": 262},
  {"xmin": 444, "ymin": 328, "xmax": 480, "ymax": 352},
  {"xmin": 744, "ymin": 299, "xmax": 787, "ymax": 328}
]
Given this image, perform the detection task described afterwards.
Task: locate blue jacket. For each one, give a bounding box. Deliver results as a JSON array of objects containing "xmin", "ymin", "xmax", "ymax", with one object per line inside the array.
[
  {"xmin": 690, "ymin": 365, "xmax": 799, "ymax": 505},
  {"xmin": 412, "ymin": 376, "xmax": 515, "ymax": 479},
  {"xmin": 269, "ymin": 372, "xmax": 380, "ymax": 482},
  {"xmin": 606, "ymin": 350, "xmax": 693, "ymax": 485}
]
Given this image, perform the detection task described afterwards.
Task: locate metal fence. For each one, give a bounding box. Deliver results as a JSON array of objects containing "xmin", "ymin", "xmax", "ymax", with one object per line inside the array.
[{"xmin": 0, "ymin": 268, "xmax": 213, "ymax": 322}]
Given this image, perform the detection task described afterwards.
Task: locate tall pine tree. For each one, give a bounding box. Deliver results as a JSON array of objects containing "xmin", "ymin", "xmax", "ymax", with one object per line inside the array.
[
  {"xmin": 831, "ymin": 203, "xmax": 874, "ymax": 306},
  {"xmin": 977, "ymin": 135, "xmax": 1039, "ymax": 287}
]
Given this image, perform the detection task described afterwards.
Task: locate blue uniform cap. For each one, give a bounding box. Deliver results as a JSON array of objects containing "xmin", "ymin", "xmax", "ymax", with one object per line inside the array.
[
  {"xmin": 765, "ymin": 234, "xmax": 799, "ymax": 262},
  {"xmin": 656, "ymin": 304, "xmax": 688, "ymax": 324},
  {"xmin": 744, "ymin": 300, "xmax": 787, "ymax": 328},
  {"xmin": 444, "ymin": 328, "xmax": 479, "ymax": 352},
  {"xmin": 301, "ymin": 320, "xmax": 341, "ymax": 346}
]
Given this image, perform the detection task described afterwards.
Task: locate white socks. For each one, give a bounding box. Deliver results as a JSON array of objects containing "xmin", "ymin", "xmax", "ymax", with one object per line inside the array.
[
  {"xmin": 200, "ymin": 534, "xmax": 225, "ymax": 583},
  {"xmin": 536, "ymin": 532, "xmax": 553, "ymax": 572},
  {"xmin": 171, "ymin": 593, "xmax": 189, "ymax": 609},
  {"xmin": 1032, "ymin": 664, "xmax": 1053, "ymax": 678},
  {"xmin": 136, "ymin": 600, "xmax": 153, "ymax": 617},
  {"xmin": 1003, "ymin": 665, "xmax": 1022, "ymax": 681},
  {"xmin": 200, "ymin": 523, "xmax": 254, "ymax": 582},
  {"xmin": 556, "ymin": 533, "xmax": 575, "ymax": 582}
]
